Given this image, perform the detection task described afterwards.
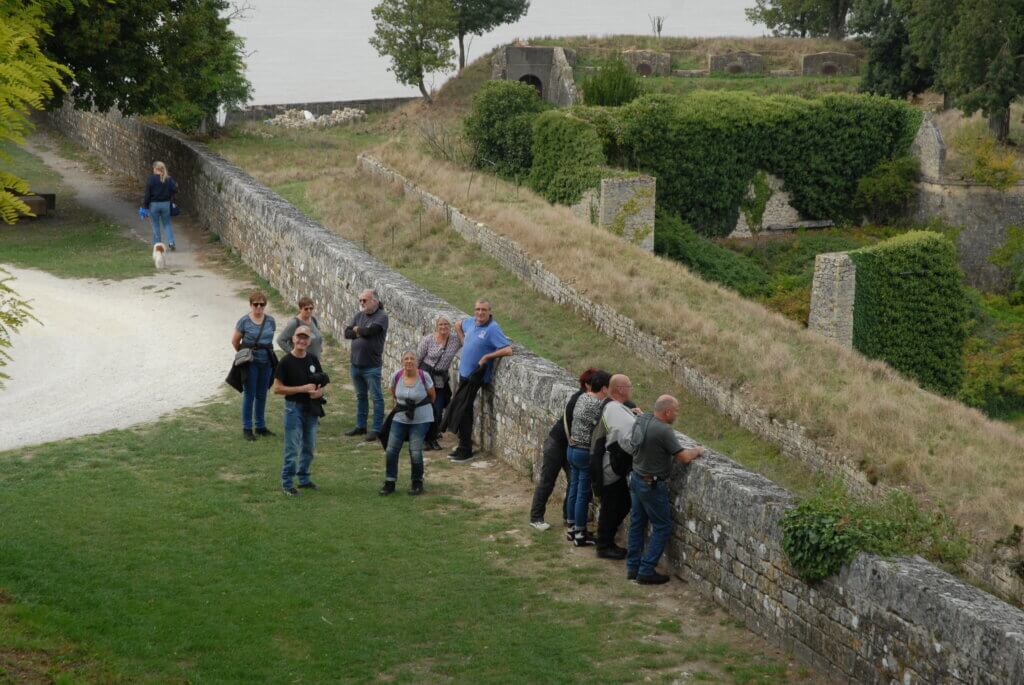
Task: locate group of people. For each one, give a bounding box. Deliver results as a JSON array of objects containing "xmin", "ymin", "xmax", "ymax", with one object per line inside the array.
[
  {"xmin": 529, "ymin": 370, "xmax": 705, "ymax": 585},
  {"xmin": 227, "ymin": 290, "xmax": 512, "ymax": 498}
]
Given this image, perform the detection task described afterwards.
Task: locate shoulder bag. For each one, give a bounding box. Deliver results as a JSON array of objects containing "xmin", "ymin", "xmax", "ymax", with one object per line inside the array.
[{"xmin": 233, "ymin": 316, "xmax": 268, "ymax": 367}]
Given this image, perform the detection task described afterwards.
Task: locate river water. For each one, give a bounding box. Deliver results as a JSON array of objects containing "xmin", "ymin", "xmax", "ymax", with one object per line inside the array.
[{"xmin": 231, "ymin": 0, "xmax": 760, "ymax": 105}]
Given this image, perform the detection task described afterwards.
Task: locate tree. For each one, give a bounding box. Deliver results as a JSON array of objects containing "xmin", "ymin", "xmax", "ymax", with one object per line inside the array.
[
  {"xmin": 941, "ymin": 0, "xmax": 1024, "ymax": 142},
  {"xmin": 746, "ymin": 0, "xmax": 851, "ymax": 38},
  {"xmin": 0, "ymin": 268, "xmax": 37, "ymax": 387},
  {"xmin": 43, "ymin": 0, "xmax": 252, "ymax": 132},
  {"xmin": 370, "ymin": 0, "xmax": 456, "ymax": 102},
  {"xmin": 0, "ymin": 0, "xmax": 70, "ymax": 224},
  {"xmin": 452, "ymin": 0, "xmax": 529, "ymax": 71},
  {"xmin": 853, "ymin": 0, "xmax": 934, "ymax": 99}
]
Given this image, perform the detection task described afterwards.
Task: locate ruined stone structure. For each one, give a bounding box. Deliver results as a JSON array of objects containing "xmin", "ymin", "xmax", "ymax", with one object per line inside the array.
[
  {"xmin": 911, "ymin": 115, "xmax": 946, "ymax": 180},
  {"xmin": 48, "ymin": 102, "xmax": 1024, "ymax": 684},
  {"xmin": 491, "ymin": 45, "xmax": 577, "ymax": 107},
  {"xmin": 730, "ymin": 173, "xmax": 832, "ymax": 238},
  {"xmin": 708, "ymin": 51, "xmax": 766, "ymax": 75},
  {"xmin": 570, "ymin": 175, "xmax": 656, "ymax": 251},
  {"xmin": 620, "ymin": 49, "xmax": 671, "ymax": 77},
  {"xmin": 808, "ymin": 253, "xmax": 856, "ymax": 347},
  {"xmin": 801, "ymin": 52, "xmax": 860, "ymax": 77}
]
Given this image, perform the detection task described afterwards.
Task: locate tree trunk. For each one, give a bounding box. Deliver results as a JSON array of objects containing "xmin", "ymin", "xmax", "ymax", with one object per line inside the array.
[
  {"xmin": 988, "ymin": 109, "xmax": 1010, "ymax": 143},
  {"xmin": 941, "ymin": 92, "xmax": 952, "ymax": 111},
  {"xmin": 458, "ymin": 32, "xmax": 466, "ymax": 71},
  {"xmin": 828, "ymin": 1, "xmax": 848, "ymax": 40},
  {"xmin": 418, "ymin": 78, "xmax": 432, "ymax": 104}
]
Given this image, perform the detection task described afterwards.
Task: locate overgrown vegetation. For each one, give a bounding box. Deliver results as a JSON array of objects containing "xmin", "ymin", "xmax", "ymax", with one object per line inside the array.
[
  {"xmin": 580, "ymin": 56, "xmax": 644, "ymax": 107},
  {"xmin": 855, "ymin": 155, "xmax": 920, "ymax": 224},
  {"xmin": 528, "ymin": 110, "xmax": 605, "ymax": 204},
  {"xmin": 464, "ymin": 80, "xmax": 549, "ymax": 178},
  {"xmin": 850, "ymin": 231, "xmax": 968, "ymax": 396},
  {"xmin": 655, "ymin": 214, "xmax": 770, "ymax": 298},
  {"xmin": 951, "ymin": 121, "xmax": 1023, "ymax": 190}
]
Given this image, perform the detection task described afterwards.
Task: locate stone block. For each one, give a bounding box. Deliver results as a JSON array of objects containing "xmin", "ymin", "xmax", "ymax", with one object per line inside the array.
[
  {"xmin": 911, "ymin": 114, "xmax": 946, "ymax": 180},
  {"xmin": 620, "ymin": 49, "xmax": 671, "ymax": 77},
  {"xmin": 494, "ymin": 45, "xmax": 577, "ymax": 107},
  {"xmin": 730, "ymin": 172, "xmax": 832, "ymax": 238},
  {"xmin": 708, "ymin": 51, "xmax": 765, "ymax": 75},
  {"xmin": 807, "ymin": 252, "xmax": 856, "ymax": 347},
  {"xmin": 801, "ymin": 52, "xmax": 860, "ymax": 77}
]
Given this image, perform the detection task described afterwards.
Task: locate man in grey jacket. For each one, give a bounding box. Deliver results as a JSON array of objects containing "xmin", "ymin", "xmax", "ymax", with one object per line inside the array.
[{"xmin": 343, "ymin": 289, "xmax": 388, "ymax": 440}]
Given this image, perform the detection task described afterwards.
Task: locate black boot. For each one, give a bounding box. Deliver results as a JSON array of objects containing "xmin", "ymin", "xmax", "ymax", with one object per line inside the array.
[
  {"xmin": 378, "ymin": 481, "xmax": 396, "ymax": 496},
  {"xmin": 255, "ymin": 428, "xmax": 276, "ymax": 437},
  {"xmin": 243, "ymin": 429, "xmax": 256, "ymax": 442},
  {"xmin": 408, "ymin": 480, "xmax": 424, "ymax": 496}
]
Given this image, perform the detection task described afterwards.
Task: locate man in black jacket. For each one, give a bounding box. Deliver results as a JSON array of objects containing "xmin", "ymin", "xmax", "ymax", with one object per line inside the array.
[
  {"xmin": 343, "ymin": 289, "xmax": 388, "ymax": 440},
  {"xmin": 594, "ymin": 374, "xmax": 640, "ymax": 560}
]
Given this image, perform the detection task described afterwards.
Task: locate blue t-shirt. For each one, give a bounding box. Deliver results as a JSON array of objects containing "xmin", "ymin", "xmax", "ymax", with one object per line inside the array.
[
  {"xmin": 236, "ymin": 314, "xmax": 276, "ymax": 363},
  {"xmin": 391, "ymin": 369, "xmax": 435, "ymax": 424},
  {"xmin": 458, "ymin": 317, "xmax": 510, "ymax": 383}
]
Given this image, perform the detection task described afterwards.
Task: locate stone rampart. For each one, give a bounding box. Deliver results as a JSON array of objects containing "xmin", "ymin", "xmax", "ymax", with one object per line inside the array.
[
  {"xmin": 808, "ymin": 253, "xmax": 856, "ymax": 347},
  {"xmin": 708, "ymin": 51, "xmax": 766, "ymax": 75},
  {"xmin": 800, "ymin": 52, "xmax": 859, "ymax": 76},
  {"xmin": 47, "ymin": 102, "xmax": 1024, "ymax": 684},
  {"xmin": 571, "ymin": 175, "xmax": 656, "ymax": 251},
  {"xmin": 621, "ymin": 49, "xmax": 672, "ymax": 77}
]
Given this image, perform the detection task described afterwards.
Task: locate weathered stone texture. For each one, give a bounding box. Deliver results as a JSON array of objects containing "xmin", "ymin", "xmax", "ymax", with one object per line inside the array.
[
  {"xmin": 808, "ymin": 253, "xmax": 856, "ymax": 347},
  {"xmin": 620, "ymin": 49, "xmax": 671, "ymax": 77},
  {"xmin": 49, "ymin": 103, "xmax": 1024, "ymax": 685},
  {"xmin": 492, "ymin": 45, "xmax": 577, "ymax": 107},
  {"xmin": 800, "ymin": 52, "xmax": 860, "ymax": 77},
  {"xmin": 708, "ymin": 51, "xmax": 766, "ymax": 75},
  {"xmin": 571, "ymin": 175, "xmax": 656, "ymax": 251},
  {"xmin": 912, "ymin": 116, "xmax": 946, "ymax": 180},
  {"xmin": 730, "ymin": 173, "xmax": 832, "ymax": 237}
]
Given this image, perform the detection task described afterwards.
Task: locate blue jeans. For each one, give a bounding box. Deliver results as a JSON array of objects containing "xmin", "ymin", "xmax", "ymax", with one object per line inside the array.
[
  {"xmin": 149, "ymin": 201, "xmax": 175, "ymax": 246},
  {"xmin": 350, "ymin": 365, "xmax": 384, "ymax": 432},
  {"xmin": 385, "ymin": 421, "xmax": 429, "ymax": 482},
  {"xmin": 627, "ymin": 472, "xmax": 673, "ymax": 577},
  {"xmin": 242, "ymin": 360, "xmax": 272, "ymax": 430},
  {"xmin": 282, "ymin": 401, "xmax": 319, "ymax": 488},
  {"xmin": 566, "ymin": 446, "xmax": 592, "ymax": 531}
]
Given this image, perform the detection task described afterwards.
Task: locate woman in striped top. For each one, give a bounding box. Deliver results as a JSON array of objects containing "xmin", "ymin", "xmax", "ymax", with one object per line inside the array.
[{"xmin": 416, "ymin": 315, "xmax": 462, "ymax": 451}]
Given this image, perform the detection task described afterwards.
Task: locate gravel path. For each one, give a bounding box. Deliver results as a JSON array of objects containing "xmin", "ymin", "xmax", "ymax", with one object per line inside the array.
[{"xmin": 0, "ymin": 138, "xmax": 255, "ymax": 452}]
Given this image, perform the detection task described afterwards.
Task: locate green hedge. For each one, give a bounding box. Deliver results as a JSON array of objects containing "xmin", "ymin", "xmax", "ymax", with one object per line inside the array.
[
  {"xmin": 464, "ymin": 80, "xmax": 549, "ymax": 179},
  {"xmin": 575, "ymin": 91, "xmax": 922, "ymax": 237},
  {"xmin": 849, "ymin": 231, "xmax": 968, "ymax": 395},
  {"xmin": 528, "ymin": 111, "xmax": 606, "ymax": 204}
]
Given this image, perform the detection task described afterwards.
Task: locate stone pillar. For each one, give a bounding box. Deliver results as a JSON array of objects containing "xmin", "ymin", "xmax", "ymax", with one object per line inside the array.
[
  {"xmin": 808, "ymin": 252, "xmax": 856, "ymax": 347},
  {"xmin": 573, "ymin": 175, "xmax": 656, "ymax": 251},
  {"xmin": 911, "ymin": 114, "xmax": 946, "ymax": 180}
]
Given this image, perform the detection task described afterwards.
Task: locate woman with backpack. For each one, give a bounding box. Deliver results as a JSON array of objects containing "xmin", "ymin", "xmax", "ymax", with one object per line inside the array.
[
  {"xmin": 276, "ymin": 297, "xmax": 323, "ymax": 360},
  {"xmin": 379, "ymin": 351, "xmax": 436, "ymax": 496},
  {"xmin": 565, "ymin": 370, "xmax": 611, "ymax": 547}
]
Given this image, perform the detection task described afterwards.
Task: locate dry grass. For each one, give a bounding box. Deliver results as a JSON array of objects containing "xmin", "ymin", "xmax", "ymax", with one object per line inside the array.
[
  {"xmin": 371, "ymin": 139, "xmax": 1024, "ymax": 548},
  {"xmin": 931, "ymin": 103, "xmax": 1024, "ymax": 179}
]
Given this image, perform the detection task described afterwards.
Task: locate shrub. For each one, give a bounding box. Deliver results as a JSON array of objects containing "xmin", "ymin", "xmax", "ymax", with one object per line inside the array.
[
  {"xmin": 952, "ymin": 122, "xmax": 1022, "ymax": 191},
  {"xmin": 855, "ymin": 155, "xmax": 920, "ymax": 224},
  {"xmin": 580, "ymin": 91, "xmax": 922, "ymax": 237},
  {"xmin": 464, "ymin": 80, "xmax": 549, "ymax": 178},
  {"xmin": 654, "ymin": 213, "xmax": 770, "ymax": 298},
  {"xmin": 990, "ymin": 225, "xmax": 1024, "ymax": 304},
  {"xmin": 528, "ymin": 111, "xmax": 605, "ymax": 205},
  {"xmin": 580, "ymin": 57, "xmax": 643, "ymax": 107},
  {"xmin": 849, "ymin": 231, "xmax": 968, "ymax": 395}
]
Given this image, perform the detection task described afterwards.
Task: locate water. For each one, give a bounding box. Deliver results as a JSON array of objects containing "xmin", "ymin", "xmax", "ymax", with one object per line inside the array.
[{"xmin": 231, "ymin": 0, "xmax": 761, "ymax": 105}]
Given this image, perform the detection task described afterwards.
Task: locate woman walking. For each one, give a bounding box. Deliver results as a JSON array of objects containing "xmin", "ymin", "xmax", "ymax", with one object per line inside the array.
[
  {"xmin": 416, "ymin": 315, "xmax": 461, "ymax": 451},
  {"xmin": 232, "ymin": 289, "xmax": 277, "ymax": 441},
  {"xmin": 143, "ymin": 161, "xmax": 178, "ymax": 250},
  {"xmin": 566, "ymin": 370, "xmax": 611, "ymax": 547},
  {"xmin": 380, "ymin": 351, "xmax": 436, "ymax": 496},
  {"xmin": 276, "ymin": 297, "xmax": 323, "ymax": 360}
]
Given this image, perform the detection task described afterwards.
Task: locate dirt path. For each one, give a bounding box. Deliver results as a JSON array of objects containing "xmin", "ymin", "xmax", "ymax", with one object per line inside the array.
[{"xmin": 0, "ymin": 138, "xmax": 254, "ymax": 451}]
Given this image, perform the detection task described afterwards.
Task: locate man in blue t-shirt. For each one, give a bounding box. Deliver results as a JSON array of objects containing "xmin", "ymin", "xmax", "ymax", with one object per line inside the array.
[{"xmin": 450, "ymin": 299, "xmax": 512, "ymax": 462}]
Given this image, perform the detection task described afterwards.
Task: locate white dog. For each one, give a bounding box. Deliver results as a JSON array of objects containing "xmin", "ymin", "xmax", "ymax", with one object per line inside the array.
[{"xmin": 152, "ymin": 242, "xmax": 168, "ymax": 269}]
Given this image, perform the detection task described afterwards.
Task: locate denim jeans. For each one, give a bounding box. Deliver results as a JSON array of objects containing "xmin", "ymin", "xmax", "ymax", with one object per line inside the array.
[
  {"xmin": 350, "ymin": 365, "xmax": 384, "ymax": 432},
  {"xmin": 242, "ymin": 360, "xmax": 272, "ymax": 430},
  {"xmin": 566, "ymin": 445, "xmax": 592, "ymax": 531},
  {"xmin": 626, "ymin": 472, "xmax": 673, "ymax": 577},
  {"xmin": 385, "ymin": 421, "xmax": 429, "ymax": 482},
  {"xmin": 149, "ymin": 200, "xmax": 176, "ymax": 246},
  {"xmin": 281, "ymin": 401, "xmax": 318, "ymax": 488}
]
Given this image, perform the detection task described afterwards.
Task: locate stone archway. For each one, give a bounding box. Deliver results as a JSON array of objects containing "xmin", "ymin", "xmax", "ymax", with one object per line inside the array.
[
  {"xmin": 820, "ymin": 63, "xmax": 838, "ymax": 76},
  {"xmin": 727, "ymin": 63, "xmax": 743, "ymax": 75},
  {"xmin": 636, "ymin": 63, "xmax": 653, "ymax": 77},
  {"xmin": 518, "ymin": 74, "xmax": 543, "ymax": 98}
]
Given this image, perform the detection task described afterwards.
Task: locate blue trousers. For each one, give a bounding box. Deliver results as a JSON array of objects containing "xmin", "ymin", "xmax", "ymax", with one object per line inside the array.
[
  {"xmin": 385, "ymin": 421, "xmax": 429, "ymax": 483},
  {"xmin": 566, "ymin": 446, "xmax": 592, "ymax": 530},
  {"xmin": 149, "ymin": 201, "xmax": 175, "ymax": 246},
  {"xmin": 626, "ymin": 472, "xmax": 673, "ymax": 577},
  {"xmin": 350, "ymin": 365, "xmax": 384, "ymax": 432},
  {"xmin": 242, "ymin": 360, "xmax": 272, "ymax": 430},
  {"xmin": 282, "ymin": 401, "xmax": 318, "ymax": 488}
]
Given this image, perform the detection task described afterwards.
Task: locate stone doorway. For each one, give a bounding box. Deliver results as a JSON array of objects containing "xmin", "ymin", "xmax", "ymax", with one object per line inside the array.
[{"xmin": 518, "ymin": 74, "xmax": 543, "ymax": 98}]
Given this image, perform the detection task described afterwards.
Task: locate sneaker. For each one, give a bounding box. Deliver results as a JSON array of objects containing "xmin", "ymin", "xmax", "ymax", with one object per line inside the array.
[
  {"xmin": 530, "ymin": 520, "xmax": 551, "ymax": 531},
  {"xmin": 169, "ymin": 243, "xmax": 176, "ymax": 251},
  {"xmin": 378, "ymin": 481, "xmax": 396, "ymax": 496},
  {"xmin": 627, "ymin": 568, "xmax": 638, "ymax": 581},
  {"xmin": 565, "ymin": 529, "xmax": 576, "ymax": 542},
  {"xmin": 408, "ymin": 481, "xmax": 424, "ymax": 496},
  {"xmin": 365, "ymin": 432, "xmax": 379, "ymax": 443},
  {"xmin": 243, "ymin": 429, "xmax": 256, "ymax": 442},
  {"xmin": 636, "ymin": 572, "xmax": 671, "ymax": 585},
  {"xmin": 425, "ymin": 440, "xmax": 442, "ymax": 451},
  {"xmin": 447, "ymin": 447, "xmax": 461, "ymax": 458},
  {"xmin": 344, "ymin": 426, "xmax": 367, "ymax": 437},
  {"xmin": 255, "ymin": 428, "xmax": 276, "ymax": 437},
  {"xmin": 281, "ymin": 486, "xmax": 299, "ymax": 496},
  {"xmin": 597, "ymin": 546, "xmax": 627, "ymax": 560},
  {"xmin": 449, "ymin": 450, "xmax": 475, "ymax": 463},
  {"xmin": 297, "ymin": 482, "xmax": 319, "ymax": 490},
  {"xmin": 573, "ymin": 532, "xmax": 597, "ymax": 548}
]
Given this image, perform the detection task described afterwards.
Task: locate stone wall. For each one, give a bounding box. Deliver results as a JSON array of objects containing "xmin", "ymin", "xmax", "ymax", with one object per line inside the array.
[
  {"xmin": 492, "ymin": 45, "xmax": 577, "ymax": 107},
  {"xmin": 911, "ymin": 115, "xmax": 946, "ymax": 180},
  {"xmin": 800, "ymin": 52, "xmax": 859, "ymax": 76},
  {"xmin": 808, "ymin": 253, "xmax": 856, "ymax": 347},
  {"xmin": 708, "ymin": 51, "xmax": 766, "ymax": 75},
  {"xmin": 48, "ymin": 103, "xmax": 1024, "ymax": 684},
  {"xmin": 730, "ymin": 172, "xmax": 832, "ymax": 238},
  {"xmin": 571, "ymin": 175, "xmax": 656, "ymax": 251},
  {"xmin": 224, "ymin": 97, "xmax": 419, "ymax": 126},
  {"xmin": 621, "ymin": 49, "xmax": 672, "ymax": 77}
]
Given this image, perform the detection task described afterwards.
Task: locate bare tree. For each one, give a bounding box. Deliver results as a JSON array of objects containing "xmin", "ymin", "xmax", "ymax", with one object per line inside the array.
[{"xmin": 649, "ymin": 14, "xmax": 667, "ymax": 39}]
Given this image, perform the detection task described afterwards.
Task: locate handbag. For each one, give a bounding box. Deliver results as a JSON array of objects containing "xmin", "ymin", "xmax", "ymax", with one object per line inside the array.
[
  {"xmin": 233, "ymin": 316, "xmax": 268, "ymax": 367},
  {"xmin": 170, "ymin": 203, "xmax": 181, "ymax": 217}
]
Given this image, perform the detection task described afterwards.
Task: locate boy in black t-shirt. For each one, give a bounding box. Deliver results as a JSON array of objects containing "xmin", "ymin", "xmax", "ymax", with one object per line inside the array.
[{"xmin": 273, "ymin": 325, "xmax": 329, "ymax": 495}]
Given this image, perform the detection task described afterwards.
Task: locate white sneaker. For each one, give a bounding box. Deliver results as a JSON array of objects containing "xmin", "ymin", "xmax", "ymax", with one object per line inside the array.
[{"xmin": 530, "ymin": 520, "xmax": 551, "ymax": 531}]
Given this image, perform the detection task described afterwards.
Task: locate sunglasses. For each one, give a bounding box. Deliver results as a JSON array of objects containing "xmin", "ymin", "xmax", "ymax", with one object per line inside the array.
[
  {"xmin": 302, "ymin": 306, "xmax": 314, "ymax": 311},
  {"xmin": 251, "ymin": 302, "xmax": 267, "ymax": 307}
]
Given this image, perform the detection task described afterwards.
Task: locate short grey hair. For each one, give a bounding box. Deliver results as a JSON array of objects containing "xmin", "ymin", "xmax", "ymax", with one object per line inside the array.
[
  {"xmin": 401, "ymin": 349, "xmax": 417, "ymax": 359},
  {"xmin": 360, "ymin": 289, "xmax": 379, "ymax": 301},
  {"xmin": 654, "ymin": 395, "xmax": 678, "ymax": 413}
]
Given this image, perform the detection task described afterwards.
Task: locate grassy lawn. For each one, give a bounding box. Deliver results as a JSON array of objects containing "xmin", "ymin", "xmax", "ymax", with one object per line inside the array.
[{"xmin": 0, "ymin": 141, "xmax": 152, "ymax": 280}]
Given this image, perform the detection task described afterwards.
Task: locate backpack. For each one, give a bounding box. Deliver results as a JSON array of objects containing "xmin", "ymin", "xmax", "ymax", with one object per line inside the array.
[
  {"xmin": 391, "ymin": 368, "xmax": 428, "ymax": 393},
  {"xmin": 588, "ymin": 400, "xmax": 613, "ymax": 496},
  {"xmin": 623, "ymin": 413, "xmax": 654, "ymax": 458}
]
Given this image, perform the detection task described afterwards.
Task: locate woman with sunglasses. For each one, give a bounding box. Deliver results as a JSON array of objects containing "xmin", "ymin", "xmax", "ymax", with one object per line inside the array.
[
  {"xmin": 232, "ymin": 289, "xmax": 278, "ymax": 441},
  {"xmin": 276, "ymin": 296, "xmax": 323, "ymax": 360}
]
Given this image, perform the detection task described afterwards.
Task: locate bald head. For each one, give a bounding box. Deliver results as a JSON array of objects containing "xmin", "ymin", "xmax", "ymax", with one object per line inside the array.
[
  {"xmin": 609, "ymin": 374, "xmax": 632, "ymax": 403},
  {"xmin": 653, "ymin": 394, "xmax": 679, "ymax": 424}
]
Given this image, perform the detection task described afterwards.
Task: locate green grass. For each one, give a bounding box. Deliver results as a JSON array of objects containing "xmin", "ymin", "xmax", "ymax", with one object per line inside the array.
[
  {"xmin": 0, "ymin": 142, "xmax": 152, "ymax": 280},
  {"xmin": 643, "ymin": 75, "xmax": 861, "ymax": 98}
]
